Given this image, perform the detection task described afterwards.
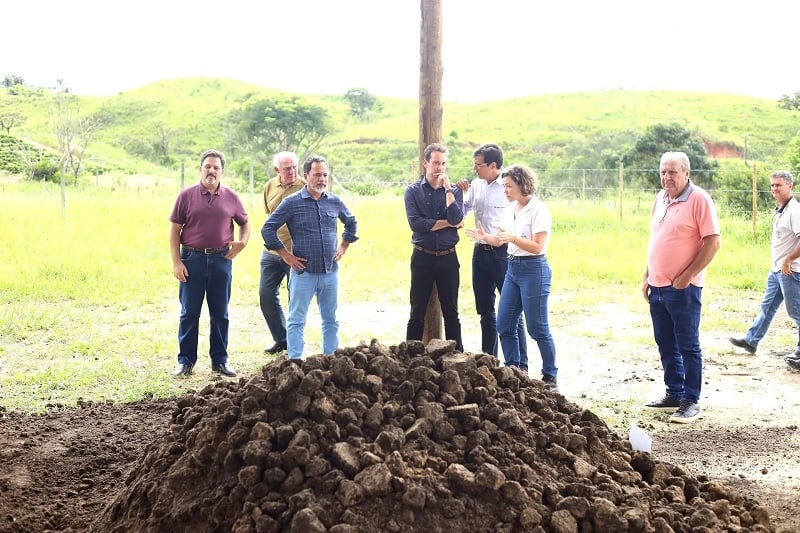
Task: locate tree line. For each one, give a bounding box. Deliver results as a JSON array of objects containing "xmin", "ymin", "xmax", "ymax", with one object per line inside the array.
[{"xmin": 2, "ymin": 72, "xmax": 799, "ymax": 216}]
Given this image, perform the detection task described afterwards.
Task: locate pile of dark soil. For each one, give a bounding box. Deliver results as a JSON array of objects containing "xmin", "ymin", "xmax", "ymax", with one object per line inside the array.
[{"xmin": 95, "ymin": 340, "xmax": 774, "ymax": 532}]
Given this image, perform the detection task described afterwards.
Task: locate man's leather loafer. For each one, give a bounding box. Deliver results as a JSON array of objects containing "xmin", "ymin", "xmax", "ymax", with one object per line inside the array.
[
  {"xmin": 264, "ymin": 341, "xmax": 287, "ymax": 354},
  {"xmin": 212, "ymin": 363, "xmax": 237, "ymax": 377},
  {"xmin": 172, "ymin": 363, "xmax": 194, "ymax": 377},
  {"xmin": 729, "ymin": 337, "xmax": 756, "ymax": 355}
]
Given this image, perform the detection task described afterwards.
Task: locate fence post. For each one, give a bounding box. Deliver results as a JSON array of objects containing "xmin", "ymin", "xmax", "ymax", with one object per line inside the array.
[
  {"xmin": 581, "ymin": 169, "xmax": 586, "ymax": 202},
  {"xmin": 618, "ymin": 162, "xmax": 624, "ymax": 221},
  {"xmin": 752, "ymin": 164, "xmax": 758, "ymax": 239},
  {"xmin": 249, "ymin": 162, "xmax": 255, "ymax": 210}
]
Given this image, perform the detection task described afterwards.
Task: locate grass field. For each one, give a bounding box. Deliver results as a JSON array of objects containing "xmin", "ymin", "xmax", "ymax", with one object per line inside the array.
[{"xmin": 0, "ymin": 181, "xmax": 773, "ymax": 414}]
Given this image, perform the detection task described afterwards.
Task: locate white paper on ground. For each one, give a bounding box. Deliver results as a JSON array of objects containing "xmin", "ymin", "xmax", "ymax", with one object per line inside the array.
[{"xmin": 629, "ymin": 424, "xmax": 652, "ymax": 453}]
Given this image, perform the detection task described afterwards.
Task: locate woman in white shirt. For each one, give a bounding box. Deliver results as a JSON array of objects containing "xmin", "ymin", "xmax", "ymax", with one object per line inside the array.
[{"xmin": 465, "ymin": 164, "xmax": 558, "ymax": 390}]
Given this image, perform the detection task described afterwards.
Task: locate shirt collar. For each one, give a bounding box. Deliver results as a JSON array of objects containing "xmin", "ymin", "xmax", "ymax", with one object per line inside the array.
[
  {"xmin": 300, "ymin": 186, "xmax": 326, "ymax": 199},
  {"xmin": 777, "ymin": 196, "xmax": 795, "ymax": 213},
  {"xmin": 661, "ymin": 180, "xmax": 694, "ymax": 204},
  {"xmin": 200, "ymin": 183, "xmax": 223, "ymax": 196}
]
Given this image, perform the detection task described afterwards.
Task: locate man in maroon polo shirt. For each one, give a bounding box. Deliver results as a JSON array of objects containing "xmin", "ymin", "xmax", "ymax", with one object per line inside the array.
[{"xmin": 168, "ymin": 149, "xmax": 250, "ymax": 377}]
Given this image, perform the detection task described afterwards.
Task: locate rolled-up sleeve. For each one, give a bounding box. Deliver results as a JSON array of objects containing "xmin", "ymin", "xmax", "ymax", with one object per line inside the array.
[{"xmin": 339, "ymin": 201, "xmax": 359, "ymax": 243}]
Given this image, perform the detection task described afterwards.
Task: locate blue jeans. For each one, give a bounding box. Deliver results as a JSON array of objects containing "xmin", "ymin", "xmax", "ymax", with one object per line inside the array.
[
  {"xmin": 473, "ymin": 244, "xmax": 528, "ymax": 369},
  {"xmin": 744, "ymin": 270, "xmax": 800, "ymax": 350},
  {"xmin": 259, "ymin": 251, "xmax": 291, "ymax": 344},
  {"xmin": 177, "ymin": 249, "xmax": 232, "ymax": 366},
  {"xmin": 497, "ymin": 257, "xmax": 557, "ymax": 377},
  {"xmin": 287, "ymin": 270, "xmax": 339, "ymax": 359},
  {"xmin": 648, "ymin": 284, "xmax": 703, "ymax": 403}
]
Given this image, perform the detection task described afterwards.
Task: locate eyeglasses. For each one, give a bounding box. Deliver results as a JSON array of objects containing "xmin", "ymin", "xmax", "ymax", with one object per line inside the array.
[{"xmin": 473, "ymin": 162, "xmax": 488, "ymax": 169}]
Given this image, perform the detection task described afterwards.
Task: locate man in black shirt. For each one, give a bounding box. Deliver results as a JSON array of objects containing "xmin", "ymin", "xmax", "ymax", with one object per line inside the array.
[{"xmin": 404, "ymin": 143, "xmax": 465, "ymax": 351}]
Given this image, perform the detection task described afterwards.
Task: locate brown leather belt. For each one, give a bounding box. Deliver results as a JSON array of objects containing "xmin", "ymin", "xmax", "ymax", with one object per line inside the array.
[
  {"xmin": 413, "ymin": 244, "xmax": 456, "ymax": 256},
  {"xmin": 182, "ymin": 245, "xmax": 230, "ymax": 254}
]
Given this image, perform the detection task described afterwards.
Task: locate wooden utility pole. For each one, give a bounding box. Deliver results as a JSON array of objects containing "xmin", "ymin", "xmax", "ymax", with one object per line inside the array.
[{"xmin": 419, "ymin": 0, "xmax": 444, "ymax": 344}]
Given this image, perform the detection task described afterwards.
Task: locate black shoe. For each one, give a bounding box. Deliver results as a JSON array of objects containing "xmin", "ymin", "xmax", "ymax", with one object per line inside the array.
[
  {"xmin": 670, "ymin": 401, "xmax": 702, "ymax": 423},
  {"xmin": 643, "ymin": 394, "xmax": 681, "ymax": 411},
  {"xmin": 729, "ymin": 337, "xmax": 756, "ymax": 354},
  {"xmin": 172, "ymin": 363, "xmax": 194, "ymax": 377},
  {"xmin": 542, "ymin": 374, "xmax": 558, "ymax": 392},
  {"xmin": 212, "ymin": 363, "xmax": 237, "ymax": 377},
  {"xmin": 786, "ymin": 357, "xmax": 800, "ymax": 371},
  {"xmin": 264, "ymin": 341, "xmax": 287, "ymax": 354}
]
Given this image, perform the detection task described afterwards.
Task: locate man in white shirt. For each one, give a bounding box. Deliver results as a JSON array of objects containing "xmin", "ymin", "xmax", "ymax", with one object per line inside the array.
[
  {"xmin": 458, "ymin": 143, "xmax": 527, "ymax": 368},
  {"xmin": 728, "ymin": 171, "xmax": 800, "ymax": 369}
]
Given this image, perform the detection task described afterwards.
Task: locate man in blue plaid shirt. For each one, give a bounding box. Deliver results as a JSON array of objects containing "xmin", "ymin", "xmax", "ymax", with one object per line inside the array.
[{"xmin": 261, "ymin": 155, "xmax": 358, "ymax": 359}]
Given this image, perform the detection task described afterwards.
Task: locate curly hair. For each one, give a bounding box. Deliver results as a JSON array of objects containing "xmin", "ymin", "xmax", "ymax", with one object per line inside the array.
[{"xmin": 500, "ymin": 164, "xmax": 538, "ymax": 196}]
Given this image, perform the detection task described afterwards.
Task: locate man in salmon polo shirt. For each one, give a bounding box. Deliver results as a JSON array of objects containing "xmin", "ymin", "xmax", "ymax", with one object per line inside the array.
[{"xmin": 642, "ymin": 151, "xmax": 721, "ymax": 423}]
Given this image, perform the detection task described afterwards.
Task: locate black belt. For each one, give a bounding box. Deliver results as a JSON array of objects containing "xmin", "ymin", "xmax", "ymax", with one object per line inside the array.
[
  {"xmin": 413, "ymin": 244, "xmax": 456, "ymax": 256},
  {"xmin": 182, "ymin": 245, "xmax": 230, "ymax": 255},
  {"xmin": 475, "ymin": 243, "xmax": 506, "ymax": 251},
  {"xmin": 508, "ymin": 254, "xmax": 546, "ymax": 261}
]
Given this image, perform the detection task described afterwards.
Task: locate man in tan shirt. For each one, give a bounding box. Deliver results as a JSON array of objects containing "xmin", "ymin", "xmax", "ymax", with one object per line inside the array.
[{"xmin": 260, "ymin": 151, "xmax": 305, "ymax": 354}]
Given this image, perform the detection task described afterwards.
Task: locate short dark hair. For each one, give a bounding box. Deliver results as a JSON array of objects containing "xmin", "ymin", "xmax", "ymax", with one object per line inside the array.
[
  {"xmin": 423, "ymin": 143, "xmax": 448, "ymax": 161},
  {"xmin": 473, "ymin": 143, "xmax": 503, "ymax": 167},
  {"xmin": 303, "ymin": 154, "xmax": 328, "ymax": 174},
  {"xmin": 200, "ymin": 149, "xmax": 226, "ymax": 169},
  {"xmin": 501, "ymin": 164, "xmax": 538, "ymax": 196}
]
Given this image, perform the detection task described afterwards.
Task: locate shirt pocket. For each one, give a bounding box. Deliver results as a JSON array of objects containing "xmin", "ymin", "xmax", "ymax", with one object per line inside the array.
[{"xmin": 321, "ymin": 207, "xmax": 339, "ymax": 231}]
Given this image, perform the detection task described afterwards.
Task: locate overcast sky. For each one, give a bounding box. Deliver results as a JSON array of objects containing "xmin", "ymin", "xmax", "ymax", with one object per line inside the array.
[{"xmin": 5, "ymin": 0, "xmax": 799, "ymax": 102}]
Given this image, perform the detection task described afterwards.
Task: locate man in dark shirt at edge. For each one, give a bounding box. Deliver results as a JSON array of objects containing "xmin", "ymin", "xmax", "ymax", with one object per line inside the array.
[{"xmin": 404, "ymin": 142, "xmax": 465, "ymax": 351}]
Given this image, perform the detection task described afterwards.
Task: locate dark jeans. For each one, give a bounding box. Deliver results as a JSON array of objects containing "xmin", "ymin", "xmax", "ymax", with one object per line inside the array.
[
  {"xmin": 177, "ymin": 249, "xmax": 232, "ymax": 366},
  {"xmin": 259, "ymin": 251, "xmax": 291, "ymax": 344},
  {"xmin": 406, "ymin": 248, "xmax": 463, "ymax": 352},
  {"xmin": 648, "ymin": 284, "xmax": 703, "ymax": 404},
  {"xmin": 473, "ymin": 244, "xmax": 528, "ymax": 369}
]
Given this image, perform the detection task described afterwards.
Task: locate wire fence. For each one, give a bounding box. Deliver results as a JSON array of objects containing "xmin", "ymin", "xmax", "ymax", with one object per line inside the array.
[{"xmin": 8, "ymin": 164, "xmax": 796, "ymax": 222}]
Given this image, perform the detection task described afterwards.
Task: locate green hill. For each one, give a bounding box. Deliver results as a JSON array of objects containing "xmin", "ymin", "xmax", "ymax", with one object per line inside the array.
[{"xmin": 2, "ymin": 77, "xmax": 799, "ymax": 188}]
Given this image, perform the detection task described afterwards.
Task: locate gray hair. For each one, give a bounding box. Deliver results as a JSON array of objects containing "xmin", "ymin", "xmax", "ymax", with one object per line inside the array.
[
  {"xmin": 660, "ymin": 151, "xmax": 690, "ymax": 172},
  {"xmin": 772, "ymin": 170, "xmax": 794, "ymax": 184},
  {"xmin": 272, "ymin": 151, "xmax": 298, "ymax": 169}
]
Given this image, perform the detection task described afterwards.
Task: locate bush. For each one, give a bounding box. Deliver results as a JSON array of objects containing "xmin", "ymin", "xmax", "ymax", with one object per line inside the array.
[
  {"xmin": 30, "ymin": 160, "xmax": 60, "ymax": 183},
  {"xmin": 347, "ymin": 182, "xmax": 380, "ymax": 196},
  {"xmin": 715, "ymin": 160, "xmax": 773, "ymax": 215}
]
